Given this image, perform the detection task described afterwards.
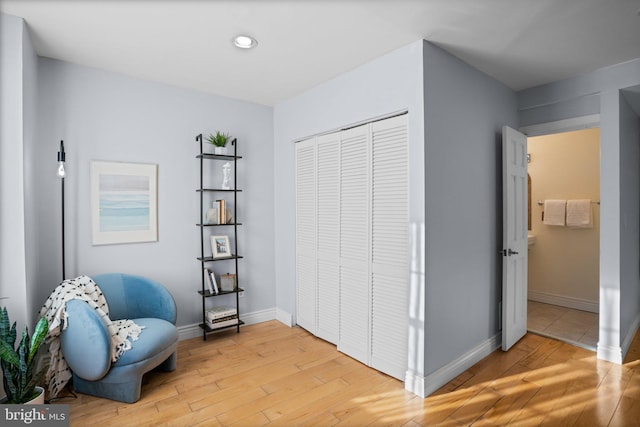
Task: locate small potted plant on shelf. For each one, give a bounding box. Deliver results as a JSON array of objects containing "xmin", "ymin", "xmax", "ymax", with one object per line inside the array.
[
  {"xmin": 207, "ymin": 131, "xmax": 231, "ymax": 155},
  {"xmin": 0, "ymin": 307, "xmax": 48, "ymax": 404}
]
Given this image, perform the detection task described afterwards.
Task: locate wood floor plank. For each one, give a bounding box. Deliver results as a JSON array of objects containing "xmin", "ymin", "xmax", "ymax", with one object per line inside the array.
[{"xmin": 63, "ymin": 322, "xmax": 640, "ymax": 427}]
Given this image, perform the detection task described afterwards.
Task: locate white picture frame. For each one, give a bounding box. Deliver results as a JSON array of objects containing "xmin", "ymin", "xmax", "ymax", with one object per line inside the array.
[
  {"xmin": 91, "ymin": 161, "xmax": 158, "ymax": 245},
  {"xmin": 210, "ymin": 235, "xmax": 231, "ymax": 258}
]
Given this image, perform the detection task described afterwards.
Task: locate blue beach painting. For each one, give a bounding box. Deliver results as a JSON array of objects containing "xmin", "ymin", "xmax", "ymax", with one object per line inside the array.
[{"xmin": 99, "ymin": 174, "xmax": 150, "ymax": 232}]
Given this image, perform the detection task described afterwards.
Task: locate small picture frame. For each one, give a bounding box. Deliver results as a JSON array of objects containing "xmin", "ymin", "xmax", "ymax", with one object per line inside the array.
[{"xmin": 210, "ymin": 235, "xmax": 231, "ymax": 258}]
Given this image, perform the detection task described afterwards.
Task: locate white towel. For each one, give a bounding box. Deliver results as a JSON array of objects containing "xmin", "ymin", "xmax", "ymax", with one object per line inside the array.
[
  {"xmin": 543, "ymin": 200, "xmax": 566, "ymax": 226},
  {"xmin": 566, "ymin": 199, "xmax": 592, "ymax": 228}
]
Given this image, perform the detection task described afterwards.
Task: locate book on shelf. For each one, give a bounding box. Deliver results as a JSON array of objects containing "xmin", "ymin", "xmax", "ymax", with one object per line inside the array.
[
  {"xmin": 203, "ymin": 268, "xmax": 218, "ymax": 294},
  {"xmin": 206, "ymin": 306, "xmax": 237, "ymax": 321},
  {"xmin": 206, "ymin": 315, "xmax": 239, "ymax": 329},
  {"xmin": 216, "ymin": 199, "xmax": 226, "ymax": 224},
  {"xmin": 212, "ymin": 200, "xmax": 233, "ymax": 224}
]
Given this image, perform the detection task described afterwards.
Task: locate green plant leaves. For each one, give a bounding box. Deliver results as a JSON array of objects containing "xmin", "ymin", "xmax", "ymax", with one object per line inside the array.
[
  {"xmin": 0, "ymin": 308, "xmax": 48, "ymax": 403},
  {"xmin": 206, "ymin": 131, "xmax": 230, "ymax": 147}
]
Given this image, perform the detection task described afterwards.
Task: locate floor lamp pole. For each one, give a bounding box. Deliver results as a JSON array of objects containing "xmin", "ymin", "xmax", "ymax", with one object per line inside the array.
[
  {"xmin": 61, "ymin": 177, "xmax": 65, "ymax": 281},
  {"xmin": 57, "ymin": 140, "xmax": 66, "ymax": 282}
]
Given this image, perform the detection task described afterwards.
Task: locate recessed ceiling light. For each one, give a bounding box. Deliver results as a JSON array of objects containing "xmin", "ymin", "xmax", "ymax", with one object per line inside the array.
[{"xmin": 234, "ymin": 35, "xmax": 258, "ymax": 49}]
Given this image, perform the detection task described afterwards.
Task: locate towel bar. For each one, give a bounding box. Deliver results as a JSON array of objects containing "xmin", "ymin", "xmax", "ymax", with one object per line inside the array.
[{"xmin": 537, "ymin": 200, "xmax": 599, "ymax": 206}]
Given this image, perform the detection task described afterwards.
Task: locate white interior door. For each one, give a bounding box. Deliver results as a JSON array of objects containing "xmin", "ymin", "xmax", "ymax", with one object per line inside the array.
[{"xmin": 502, "ymin": 126, "xmax": 528, "ymax": 351}]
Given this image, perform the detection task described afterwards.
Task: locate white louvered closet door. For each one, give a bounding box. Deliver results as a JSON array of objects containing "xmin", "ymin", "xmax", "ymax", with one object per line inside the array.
[
  {"xmin": 370, "ymin": 114, "xmax": 409, "ymax": 380},
  {"xmin": 316, "ymin": 132, "xmax": 341, "ymax": 344},
  {"xmin": 338, "ymin": 124, "xmax": 371, "ymax": 363},
  {"xmin": 294, "ymin": 114, "xmax": 410, "ymax": 382},
  {"xmin": 295, "ymin": 138, "xmax": 317, "ymax": 334}
]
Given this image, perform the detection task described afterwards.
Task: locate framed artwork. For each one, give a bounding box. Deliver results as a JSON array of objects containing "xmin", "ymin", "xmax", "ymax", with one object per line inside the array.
[
  {"xmin": 210, "ymin": 235, "xmax": 231, "ymax": 258},
  {"xmin": 91, "ymin": 161, "xmax": 158, "ymax": 245}
]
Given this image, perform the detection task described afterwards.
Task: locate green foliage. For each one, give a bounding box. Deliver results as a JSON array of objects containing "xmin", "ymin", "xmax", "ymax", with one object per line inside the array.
[
  {"xmin": 0, "ymin": 307, "xmax": 48, "ymax": 403},
  {"xmin": 206, "ymin": 131, "xmax": 231, "ymax": 147}
]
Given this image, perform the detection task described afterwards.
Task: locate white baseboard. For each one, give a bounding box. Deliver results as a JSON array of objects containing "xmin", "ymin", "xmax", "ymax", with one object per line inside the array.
[
  {"xmin": 404, "ymin": 333, "xmax": 501, "ymax": 398},
  {"xmin": 583, "ymin": 311, "xmax": 640, "ymax": 365},
  {"xmin": 621, "ymin": 311, "xmax": 640, "ymax": 360},
  {"xmin": 597, "ymin": 343, "xmax": 622, "ymax": 364},
  {"xmin": 528, "ymin": 290, "xmax": 599, "ymax": 313},
  {"xmin": 276, "ymin": 308, "xmax": 293, "ymax": 327},
  {"xmin": 177, "ymin": 307, "xmax": 277, "ymax": 341}
]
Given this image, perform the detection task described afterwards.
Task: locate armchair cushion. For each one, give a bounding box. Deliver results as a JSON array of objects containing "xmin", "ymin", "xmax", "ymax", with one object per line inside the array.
[{"xmin": 113, "ymin": 318, "xmax": 177, "ymax": 367}]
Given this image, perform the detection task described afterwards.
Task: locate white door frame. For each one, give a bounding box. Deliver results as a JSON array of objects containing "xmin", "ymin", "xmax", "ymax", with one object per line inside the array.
[{"xmin": 518, "ymin": 114, "xmax": 603, "ymax": 350}]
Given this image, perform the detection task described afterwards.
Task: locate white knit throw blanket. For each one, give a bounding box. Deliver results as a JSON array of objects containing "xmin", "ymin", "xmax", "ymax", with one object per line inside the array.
[{"xmin": 39, "ymin": 275, "xmax": 144, "ymax": 398}]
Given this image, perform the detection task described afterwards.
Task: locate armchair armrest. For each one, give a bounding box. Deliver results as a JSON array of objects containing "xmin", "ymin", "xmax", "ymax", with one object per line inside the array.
[{"xmin": 59, "ymin": 300, "xmax": 111, "ymax": 381}]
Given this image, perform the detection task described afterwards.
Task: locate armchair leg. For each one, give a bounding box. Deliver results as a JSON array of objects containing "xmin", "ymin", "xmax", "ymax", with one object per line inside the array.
[{"xmin": 158, "ymin": 352, "xmax": 177, "ymax": 372}]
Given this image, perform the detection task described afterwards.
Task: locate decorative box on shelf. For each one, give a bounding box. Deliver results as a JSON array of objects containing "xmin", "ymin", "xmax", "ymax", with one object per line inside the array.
[{"xmin": 220, "ymin": 274, "xmax": 237, "ymax": 292}]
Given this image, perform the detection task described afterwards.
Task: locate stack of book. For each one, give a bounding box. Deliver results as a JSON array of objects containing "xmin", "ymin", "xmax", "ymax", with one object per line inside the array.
[
  {"xmin": 206, "ymin": 306, "xmax": 238, "ymax": 329},
  {"xmin": 216, "ymin": 199, "xmax": 226, "ymax": 224}
]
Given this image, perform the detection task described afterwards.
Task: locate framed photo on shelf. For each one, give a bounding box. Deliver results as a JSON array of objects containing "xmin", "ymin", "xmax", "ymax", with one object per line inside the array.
[{"xmin": 210, "ymin": 235, "xmax": 231, "ymax": 258}]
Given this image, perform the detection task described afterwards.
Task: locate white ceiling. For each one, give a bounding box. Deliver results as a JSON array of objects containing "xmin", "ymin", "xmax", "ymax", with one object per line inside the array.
[{"xmin": 2, "ymin": 0, "xmax": 639, "ymax": 106}]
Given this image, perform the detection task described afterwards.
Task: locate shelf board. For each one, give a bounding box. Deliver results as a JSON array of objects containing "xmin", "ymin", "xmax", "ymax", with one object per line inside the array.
[
  {"xmin": 198, "ymin": 287, "xmax": 245, "ymax": 297},
  {"xmin": 196, "ymin": 223, "xmax": 243, "ymax": 227},
  {"xmin": 197, "ymin": 255, "xmax": 244, "ymax": 262},
  {"xmin": 196, "ymin": 154, "xmax": 243, "ymax": 160},
  {"xmin": 196, "ymin": 189, "xmax": 243, "ymax": 193},
  {"xmin": 199, "ymin": 319, "xmax": 245, "ymax": 333}
]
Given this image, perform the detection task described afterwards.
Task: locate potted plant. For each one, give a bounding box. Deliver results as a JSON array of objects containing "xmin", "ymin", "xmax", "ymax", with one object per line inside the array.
[
  {"xmin": 206, "ymin": 131, "xmax": 231, "ymax": 155},
  {"xmin": 0, "ymin": 307, "xmax": 48, "ymax": 404}
]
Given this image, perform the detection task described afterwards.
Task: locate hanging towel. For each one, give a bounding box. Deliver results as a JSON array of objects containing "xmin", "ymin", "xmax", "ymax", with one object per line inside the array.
[
  {"xmin": 543, "ymin": 200, "xmax": 566, "ymax": 226},
  {"xmin": 566, "ymin": 199, "xmax": 592, "ymax": 228}
]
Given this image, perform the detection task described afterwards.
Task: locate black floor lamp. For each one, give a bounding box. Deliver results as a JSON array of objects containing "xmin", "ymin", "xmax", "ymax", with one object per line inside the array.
[{"xmin": 57, "ymin": 140, "xmax": 66, "ymax": 281}]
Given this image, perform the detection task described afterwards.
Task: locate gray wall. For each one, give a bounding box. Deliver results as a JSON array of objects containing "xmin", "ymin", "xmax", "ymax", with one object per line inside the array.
[
  {"xmin": 422, "ymin": 43, "xmax": 518, "ymax": 374},
  {"xmin": 34, "ymin": 58, "xmax": 275, "ymax": 327},
  {"xmin": 22, "ymin": 18, "xmax": 40, "ymax": 328},
  {"xmin": 274, "ymin": 40, "xmax": 519, "ymax": 391},
  {"xmin": 518, "ymin": 58, "xmax": 640, "ymax": 362},
  {"xmin": 0, "ymin": 13, "xmax": 29, "ymax": 331},
  {"xmin": 273, "ymin": 39, "xmax": 426, "ymax": 373},
  {"xmin": 618, "ymin": 92, "xmax": 640, "ymax": 345}
]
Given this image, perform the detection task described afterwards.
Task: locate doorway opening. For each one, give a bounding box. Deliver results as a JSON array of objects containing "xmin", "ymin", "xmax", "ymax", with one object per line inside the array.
[{"xmin": 526, "ymin": 127, "xmax": 600, "ymax": 350}]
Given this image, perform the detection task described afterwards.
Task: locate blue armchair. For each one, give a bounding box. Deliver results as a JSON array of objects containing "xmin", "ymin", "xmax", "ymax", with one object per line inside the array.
[{"xmin": 59, "ymin": 273, "xmax": 178, "ymax": 403}]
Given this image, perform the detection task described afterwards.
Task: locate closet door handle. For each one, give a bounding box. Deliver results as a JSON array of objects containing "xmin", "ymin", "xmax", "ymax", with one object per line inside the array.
[{"xmin": 508, "ymin": 249, "xmax": 519, "ymax": 256}]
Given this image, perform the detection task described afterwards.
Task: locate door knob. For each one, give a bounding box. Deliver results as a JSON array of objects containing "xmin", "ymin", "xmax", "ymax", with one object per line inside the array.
[{"xmin": 508, "ymin": 249, "xmax": 519, "ymax": 255}]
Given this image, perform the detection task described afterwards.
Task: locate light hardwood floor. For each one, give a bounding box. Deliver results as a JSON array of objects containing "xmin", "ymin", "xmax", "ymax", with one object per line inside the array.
[{"xmin": 64, "ymin": 320, "xmax": 640, "ymax": 426}]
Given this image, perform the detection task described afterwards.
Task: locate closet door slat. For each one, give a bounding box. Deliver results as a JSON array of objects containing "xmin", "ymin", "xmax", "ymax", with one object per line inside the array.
[
  {"xmin": 295, "ymin": 139, "xmax": 317, "ymax": 334},
  {"xmin": 316, "ymin": 132, "xmax": 341, "ymax": 344},
  {"xmin": 338, "ymin": 124, "xmax": 371, "ymax": 363},
  {"xmin": 370, "ymin": 114, "xmax": 409, "ymax": 380}
]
